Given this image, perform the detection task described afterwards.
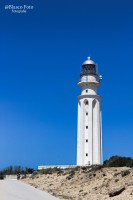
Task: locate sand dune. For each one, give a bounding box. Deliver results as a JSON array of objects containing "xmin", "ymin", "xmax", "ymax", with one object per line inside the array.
[{"xmin": 22, "ymin": 166, "xmax": 133, "ymax": 200}]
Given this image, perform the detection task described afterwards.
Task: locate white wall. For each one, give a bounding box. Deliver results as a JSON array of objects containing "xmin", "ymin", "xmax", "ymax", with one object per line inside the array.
[{"xmin": 77, "ymin": 94, "xmax": 102, "ymax": 166}]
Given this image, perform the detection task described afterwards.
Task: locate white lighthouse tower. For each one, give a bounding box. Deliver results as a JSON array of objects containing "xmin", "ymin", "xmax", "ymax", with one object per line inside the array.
[{"xmin": 77, "ymin": 57, "xmax": 102, "ymax": 166}]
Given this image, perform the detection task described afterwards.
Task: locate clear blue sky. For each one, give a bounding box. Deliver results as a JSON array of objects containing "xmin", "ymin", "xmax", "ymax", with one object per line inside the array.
[{"xmin": 0, "ymin": 0, "xmax": 133, "ymax": 169}]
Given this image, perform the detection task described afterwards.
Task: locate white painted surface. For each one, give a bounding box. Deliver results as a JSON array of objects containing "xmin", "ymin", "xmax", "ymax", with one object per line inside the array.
[
  {"xmin": 77, "ymin": 57, "xmax": 102, "ymax": 166},
  {"xmin": 0, "ymin": 180, "xmax": 58, "ymax": 200},
  {"xmin": 38, "ymin": 165, "xmax": 76, "ymax": 170},
  {"xmin": 4, "ymin": 175, "xmax": 17, "ymax": 180}
]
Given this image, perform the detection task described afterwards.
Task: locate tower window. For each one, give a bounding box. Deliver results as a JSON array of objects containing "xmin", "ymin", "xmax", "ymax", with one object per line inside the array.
[
  {"xmin": 86, "ymin": 90, "xmax": 88, "ymax": 93},
  {"xmin": 86, "ymin": 126, "xmax": 88, "ymax": 129},
  {"xmin": 86, "ymin": 139, "xmax": 88, "ymax": 142},
  {"xmin": 86, "ymin": 113, "xmax": 88, "ymax": 116},
  {"xmin": 85, "ymin": 100, "xmax": 88, "ymax": 105},
  {"xmin": 86, "ymin": 153, "xmax": 88, "ymax": 156}
]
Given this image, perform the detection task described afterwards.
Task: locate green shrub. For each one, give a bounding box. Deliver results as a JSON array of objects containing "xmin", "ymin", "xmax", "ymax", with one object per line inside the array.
[
  {"xmin": 1, "ymin": 165, "xmax": 35, "ymax": 175},
  {"xmin": 0, "ymin": 172, "xmax": 4, "ymax": 180},
  {"xmin": 103, "ymin": 156, "xmax": 133, "ymax": 167}
]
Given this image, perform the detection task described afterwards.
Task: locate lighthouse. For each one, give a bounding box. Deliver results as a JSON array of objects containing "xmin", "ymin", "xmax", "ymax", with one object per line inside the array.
[{"xmin": 77, "ymin": 57, "xmax": 102, "ymax": 166}]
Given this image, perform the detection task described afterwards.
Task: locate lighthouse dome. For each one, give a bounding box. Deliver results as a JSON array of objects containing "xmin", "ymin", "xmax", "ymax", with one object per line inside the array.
[{"xmin": 82, "ymin": 57, "xmax": 95, "ymax": 65}]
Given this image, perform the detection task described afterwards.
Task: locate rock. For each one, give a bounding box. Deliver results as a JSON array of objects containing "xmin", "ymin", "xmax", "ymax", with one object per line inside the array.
[
  {"xmin": 114, "ymin": 172, "xmax": 120, "ymax": 177},
  {"xmin": 66, "ymin": 175, "xmax": 72, "ymax": 180},
  {"xmin": 121, "ymin": 170, "xmax": 130, "ymax": 177},
  {"xmin": 83, "ymin": 192, "xmax": 87, "ymax": 196},
  {"xmin": 127, "ymin": 181, "xmax": 133, "ymax": 186},
  {"xmin": 109, "ymin": 186, "xmax": 125, "ymax": 197},
  {"xmin": 115, "ymin": 179, "xmax": 119, "ymax": 182},
  {"xmin": 66, "ymin": 172, "xmax": 75, "ymax": 180}
]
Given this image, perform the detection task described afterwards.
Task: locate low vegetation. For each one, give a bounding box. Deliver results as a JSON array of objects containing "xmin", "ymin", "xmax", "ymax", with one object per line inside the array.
[
  {"xmin": 1, "ymin": 155, "xmax": 133, "ymax": 180},
  {"xmin": 0, "ymin": 165, "xmax": 35, "ymax": 179},
  {"xmin": 103, "ymin": 155, "xmax": 133, "ymax": 167}
]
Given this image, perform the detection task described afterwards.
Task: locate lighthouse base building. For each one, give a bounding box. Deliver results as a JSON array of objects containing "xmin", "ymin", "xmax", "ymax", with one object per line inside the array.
[{"xmin": 77, "ymin": 57, "xmax": 103, "ymax": 166}]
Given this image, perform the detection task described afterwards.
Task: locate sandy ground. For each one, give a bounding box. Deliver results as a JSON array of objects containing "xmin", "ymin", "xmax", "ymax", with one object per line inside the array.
[{"xmin": 22, "ymin": 166, "xmax": 133, "ymax": 200}]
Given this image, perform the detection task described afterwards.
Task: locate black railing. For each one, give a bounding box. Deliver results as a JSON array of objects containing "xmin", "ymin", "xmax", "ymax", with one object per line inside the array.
[{"xmin": 80, "ymin": 64, "xmax": 97, "ymax": 77}]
